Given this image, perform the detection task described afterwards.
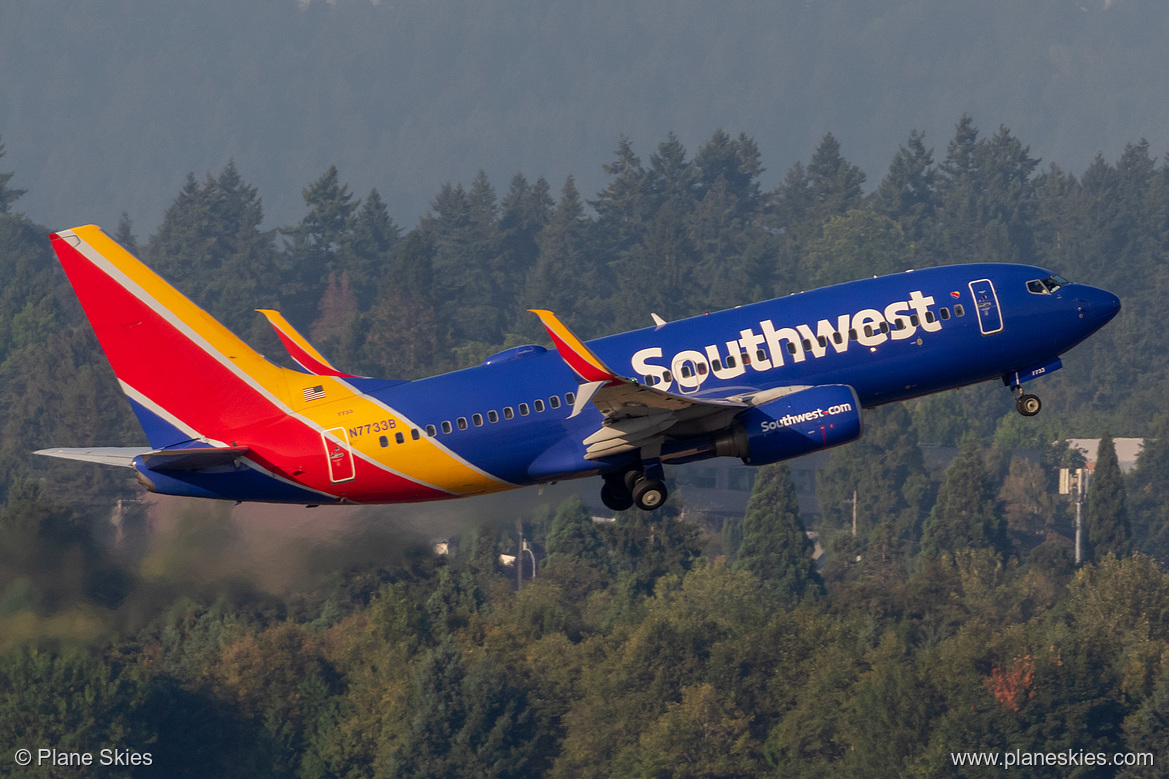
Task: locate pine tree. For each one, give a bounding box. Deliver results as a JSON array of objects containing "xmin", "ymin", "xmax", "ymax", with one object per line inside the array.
[
  {"xmin": 1128, "ymin": 416, "xmax": 1169, "ymax": 561},
  {"xmin": 735, "ymin": 463, "xmax": 822, "ymax": 604},
  {"xmin": 871, "ymin": 129, "xmax": 938, "ymax": 242},
  {"xmin": 920, "ymin": 435, "xmax": 1008, "ymax": 558},
  {"xmin": 0, "ymin": 137, "xmax": 25, "ymax": 214},
  {"xmin": 1085, "ymin": 433, "xmax": 1130, "ymax": 561},
  {"xmin": 545, "ymin": 495, "xmax": 609, "ymax": 572}
]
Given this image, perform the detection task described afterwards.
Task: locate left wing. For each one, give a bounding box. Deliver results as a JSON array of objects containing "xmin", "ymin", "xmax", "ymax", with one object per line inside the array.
[{"xmin": 531, "ymin": 309, "xmax": 799, "ymax": 460}]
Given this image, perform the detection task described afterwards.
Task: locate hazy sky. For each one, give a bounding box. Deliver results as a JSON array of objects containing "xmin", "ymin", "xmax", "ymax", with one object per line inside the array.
[{"xmin": 2, "ymin": 0, "xmax": 1165, "ymax": 235}]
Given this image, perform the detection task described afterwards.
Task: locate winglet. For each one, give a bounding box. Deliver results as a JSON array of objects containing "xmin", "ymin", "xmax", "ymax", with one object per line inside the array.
[
  {"xmin": 256, "ymin": 309, "xmax": 360, "ymax": 378},
  {"xmin": 529, "ymin": 309, "xmax": 619, "ymax": 383}
]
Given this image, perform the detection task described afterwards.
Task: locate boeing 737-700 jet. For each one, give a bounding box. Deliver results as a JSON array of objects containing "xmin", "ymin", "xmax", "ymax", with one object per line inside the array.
[{"xmin": 37, "ymin": 225, "xmax": 1120, "ymax": 512}]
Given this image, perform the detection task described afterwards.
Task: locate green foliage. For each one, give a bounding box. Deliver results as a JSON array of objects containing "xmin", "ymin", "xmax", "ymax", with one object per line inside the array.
[
  {"xmin": 735, "ymin": 463, "xmax": 823, "ymax": 605},
  {"xmin": 921, "ymin": 436, "xmax": 1009, "ymax": 559},
  {"xmin": 1085, "ymin": 433, "xmax": 1130, "ymax": 562},
  {"xmin": 6, "ymin": 116, "xmax": 1169, "ymax": 775}
]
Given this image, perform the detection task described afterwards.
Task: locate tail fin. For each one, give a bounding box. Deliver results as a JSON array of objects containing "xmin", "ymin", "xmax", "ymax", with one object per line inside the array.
[{"xmin": 50, "ymin": 226, "xmax": 308, "ymax": 449}]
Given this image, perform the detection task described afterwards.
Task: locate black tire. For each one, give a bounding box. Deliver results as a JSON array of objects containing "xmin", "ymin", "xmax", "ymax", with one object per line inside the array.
[
  {"xmin": 1016, "ymin": 394, "xmax": 1042, "ymax": 417},
  {"xmin": 632, "ymin": 478, "xmax": 668, "ymax": 512},
  {"xmin": 624, "ymin": 469, "xmax": 643, "ymax": 494},
  {"xmin": 601, "ymin": 480, "xmax": 634, "ymax": 511}
]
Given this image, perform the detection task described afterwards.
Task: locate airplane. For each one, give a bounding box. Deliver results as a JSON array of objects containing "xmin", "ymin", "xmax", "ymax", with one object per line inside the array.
[{"xmin": 37, "ymin": 225, "xmax": 1120, "ymax": 512}]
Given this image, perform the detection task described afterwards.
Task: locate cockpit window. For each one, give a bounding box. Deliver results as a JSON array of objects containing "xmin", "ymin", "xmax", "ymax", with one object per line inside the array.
[{"xmin": 1026, "ymin": 275, "xmax": 1070, "ymax": 295}]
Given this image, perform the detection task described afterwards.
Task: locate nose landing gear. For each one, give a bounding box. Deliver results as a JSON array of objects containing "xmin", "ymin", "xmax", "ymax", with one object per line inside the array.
[
  {"xmin": 1016, "ymin": 393, "xmax": 1042, "ymax": 417},
  {"xmin": 1009, "ymin": 383, "xmax": 1042, "ymax": 417}
]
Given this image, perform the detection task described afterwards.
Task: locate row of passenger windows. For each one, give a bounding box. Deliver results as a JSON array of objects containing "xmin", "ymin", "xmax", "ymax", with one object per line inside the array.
[
  {"xmin": 643, "ymin": 305, "xmax": 965, "ymax": 383},
  {"xmin": 378, "ymin": 392, "xmax": 577, "ymax": 447}
]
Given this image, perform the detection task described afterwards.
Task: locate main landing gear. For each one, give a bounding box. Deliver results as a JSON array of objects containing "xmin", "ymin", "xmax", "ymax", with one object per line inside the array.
[
  {"xmin": 1009, "ymin": 384, "xmax": 1042, "ymax": 417},
  {"xmin": 601, "ymin": 466, "xmax": 668, "ymax": 512}
]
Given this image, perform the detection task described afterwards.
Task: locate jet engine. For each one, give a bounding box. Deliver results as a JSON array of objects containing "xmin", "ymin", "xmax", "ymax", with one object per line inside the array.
[{"xmin": 713, "ymin": 384, "xmax": 863, "ymax": 466}]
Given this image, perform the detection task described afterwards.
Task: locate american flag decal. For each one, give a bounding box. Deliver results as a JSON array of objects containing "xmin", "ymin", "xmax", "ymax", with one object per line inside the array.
[{"xmin": 303, "ymin": 385, "xmax": 326, "ymax": 401}]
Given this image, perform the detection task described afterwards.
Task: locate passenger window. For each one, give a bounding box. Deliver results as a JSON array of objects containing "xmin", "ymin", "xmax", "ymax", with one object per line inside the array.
[
  {"xmin": 662, "ymin": 371, "xmax": 672, "ymax": 382},
  {"xmin": 864, "ymin": 325, "xmax": 874, "ymax": 337},
  {"xmin": 534, "ymin": 399, "xmax": 545, "ymax": 412},
  {"xmin": 549, "ymin": 396, "xmax": 561, "ymax": 409},
  {"xmin": 488, "ymin": 410, "xmax": 499, "ymax": 423},
  {"xmin": 939, "ymin": 308, "xmax": 950, "ymax": 320},
  {"xmin": 849, "ymin": 329, "xmax": 858, "ymax": 341},
  {"xmin": 566, "ymin": 392, "xmax": 576, "ymax": 405},
  {"xmin": 801, "ymin": 339, "xmax": 811, "ymax": 350},
  {"xmin": 696, "ymin": 363, "xmax": 707, "ymax": 376},
  {"xmin": 712, "ymin": 359, "xmax": 722, "ymax": 370},
  {"xmin": 379, "ymin": 435, "xmax": 389, "ymax": 447},
  {"xmin": 411, "ymin": 428, "xmax": 420, "ymax": 440},
  {"xmin": 519, "ymin": 403, "xmax": 530, "ymax": 416},
  {"xmin": 395, "ymin": 432, "xmax": 405, "ymax": 444},
  {"xmin": 457, "ymin": 417, "xmax": 467, "ymax": 431},
  {"xmin": 472, "ymin": 413, "xmax": 483, "ymax": 427},
  {"xmin": 879, "ymin": 322, "xmax": 889, "ymax": 334},
  {"xmin": 426, "ymin": 424, "xmax": 437, "ymax": 437},
  {"xmin": 441, "ymin": 421, "xmax": 452, "ymax": 434},
  {"xmin": 726, "ymin": 356, "xmax": 736, "ymax": 368},
  {"xmin": 742, "ymin": 352, "xmax": 751, "ymax": 365},
  {"xmin": 924, "ymin": 311, "xmax": 935, "ymax": 324},
  {"xmin": 503, "ymin": 407, "xmax": 514, "ymax": 420},
  {"xmin": 786, "ymin": 342, "xmax": 797, "ymax": 355},
  {"xmin": 955, "ymin": 304, "xmax": 965, "ymax": 317},
  {"xmin": 818, "ymin": 336, "xmax": 827, "ymax": 347},
  {"xmin": 681, "ymin": 365, "xmax": 693, "ymax": 378},
  {"xmin": 910, "ymin": 314, "xmax": 920, "ymax": 327},
  {"xmin": 643, "ymin": 374, "xmax": 654, "ymax": 384},
  {"xmin": 756, "ymin": 348, "xmax": 766, "ymax": 362},
  {"xmin": 833, "ymin": 332, "xmax": 843, "ymax": 344}
]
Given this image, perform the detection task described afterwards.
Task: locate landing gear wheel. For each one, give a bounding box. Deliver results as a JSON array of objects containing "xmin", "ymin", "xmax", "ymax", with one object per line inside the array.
[
  {"xmin": 624, "ymin": 469, "xmax": 643, "ymax": 494},
  {"xmin": 601, "ymin": 480, "xmax": 634, "ymax": 511},
  {"xmin": 632, "ymin": 478, "xmax": 668, "ymax": 512},
  {"xmin": 1016, "ymin": 393, "xmax": 1042, "ymax": 417}
]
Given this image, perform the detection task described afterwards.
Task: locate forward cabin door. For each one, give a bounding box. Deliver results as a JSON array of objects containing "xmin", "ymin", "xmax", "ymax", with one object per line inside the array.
[
  {"xmin": 968, "ymin": 279, "xmax": 1004, "ymax": 335},
  {"xmin": 322, "ymin": 427, "xmax": 356, "ymax": 483}
]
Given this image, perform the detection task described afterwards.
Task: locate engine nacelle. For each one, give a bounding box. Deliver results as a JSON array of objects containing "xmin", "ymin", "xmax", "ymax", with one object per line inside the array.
[{"xmin": 713, "ymin": 384, "xmax": 862, "ymax": 466}]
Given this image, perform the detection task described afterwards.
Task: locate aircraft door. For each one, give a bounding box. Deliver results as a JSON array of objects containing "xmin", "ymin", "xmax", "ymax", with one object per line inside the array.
[
  {"xmin": 968, "ymin": 279, "xmax": 1003, "ymax": 335},
  {"xmin": 322, "ymin": 427, "xmax": 356, "ymax": 483}
]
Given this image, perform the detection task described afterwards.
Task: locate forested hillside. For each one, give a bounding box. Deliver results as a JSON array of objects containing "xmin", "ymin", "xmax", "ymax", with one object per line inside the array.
[{"xmin": 3, "ymin": 119, "xmax": 1169, "ymax": 775}]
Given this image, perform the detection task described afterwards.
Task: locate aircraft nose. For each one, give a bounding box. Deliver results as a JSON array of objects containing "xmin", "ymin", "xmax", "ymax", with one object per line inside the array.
[{"xmin": 1075, "ymin": 285, "xmax": 1121, "ymax": 328}]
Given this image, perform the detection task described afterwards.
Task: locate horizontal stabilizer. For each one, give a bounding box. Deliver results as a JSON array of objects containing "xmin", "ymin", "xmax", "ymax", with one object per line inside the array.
[
  {"xmin": 35, "ymin": 445, "xmax": 250, "ymax": 471},
  {"xmin": 34, "ymin": 447, "xmax": 151, "ymax": 468}
]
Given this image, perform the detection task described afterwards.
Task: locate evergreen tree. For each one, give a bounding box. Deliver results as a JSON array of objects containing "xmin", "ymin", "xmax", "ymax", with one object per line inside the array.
[
  {"xmin": 920, "ymin": 435, "xmax": 1009, "ymax": 558},
  {"xmin": 525, "ymin": 176, "xmax": 598, "ymax": 332},
  {"xmin": 0, "ymin": 137, "xmax": 25, "ymax": 214},
  {"xmin": 281, "ymin": 165, "xmax": 360, "ymax": 326},
  {"xmin": 736, "ymin": 463, "xmax": 822, "ymax": 604},
  {"xmin": 1085, "ymin": 433, "xmax": 1130, "ymax": 561},
  {"xmin": 1128, "ymin": 416, "xmax": 1169, "ymax": 561},
  {"xmin": 145, "ymin": 162, "xmax": 279, "ymax": 340},
  {"xmin": 807, "ymin": 132, "xmax": 865, "ymax": 218},
  {"xmin": 871, "ymin": 129, "xmax": 938, "ymax": 242},
  {"xmin": 545, "ymin": 496, "xmax": 609, "ymax": 572},
  {"xmin": 816, "ymin": 404, "xmax": 929, "ymax": 580}
]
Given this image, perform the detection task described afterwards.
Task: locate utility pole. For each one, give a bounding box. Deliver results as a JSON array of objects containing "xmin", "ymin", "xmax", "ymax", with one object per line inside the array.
[
  {"xmin": 1060, "ymin": 467, "xmax": 1089, "ymax": 564},
  {"xmin": 851, "ymin": 489, "xmax": 858, "ymax": 537}
]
